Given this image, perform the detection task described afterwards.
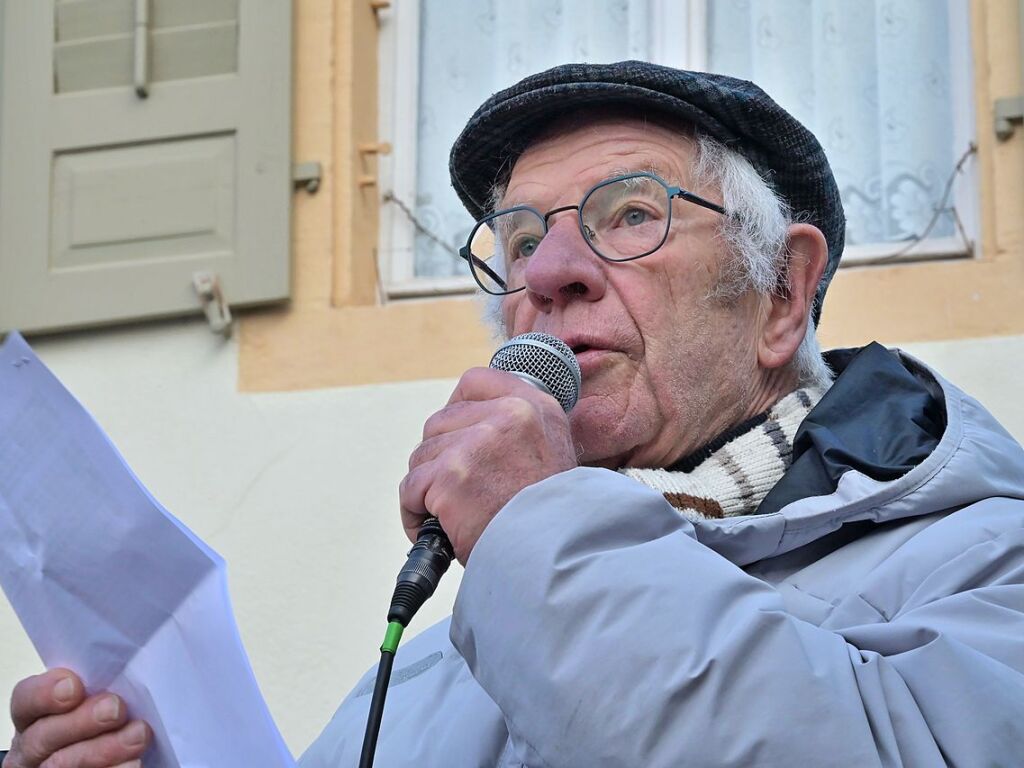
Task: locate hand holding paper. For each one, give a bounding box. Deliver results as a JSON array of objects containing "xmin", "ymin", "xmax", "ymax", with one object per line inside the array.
[{"xmin": 0, "ymin": 332, "xmax": 296, "ymax": 768}]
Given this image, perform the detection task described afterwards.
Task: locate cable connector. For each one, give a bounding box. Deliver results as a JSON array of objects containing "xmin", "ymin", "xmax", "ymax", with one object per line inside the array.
[{"xmin": 387, "ymin": 516, "xmax": 454, "ymax": 627}]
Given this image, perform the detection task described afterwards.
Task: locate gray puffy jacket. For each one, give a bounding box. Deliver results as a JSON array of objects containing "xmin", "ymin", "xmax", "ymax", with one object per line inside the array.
[{"xmin": 300, "ymin": 345, "xmax": 1024, "ymax": 767}]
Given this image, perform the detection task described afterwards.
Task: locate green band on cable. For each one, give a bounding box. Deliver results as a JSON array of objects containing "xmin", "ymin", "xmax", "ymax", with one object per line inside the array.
[{"xmin": 380, "ymin": 621, "xmax": 404, "ymax": 654}]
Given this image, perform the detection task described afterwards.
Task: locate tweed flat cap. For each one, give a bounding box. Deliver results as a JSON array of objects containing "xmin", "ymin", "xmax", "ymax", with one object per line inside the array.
[{"xmin": 449, "ymin": 60, "xmax": 845, "ymax": 324}]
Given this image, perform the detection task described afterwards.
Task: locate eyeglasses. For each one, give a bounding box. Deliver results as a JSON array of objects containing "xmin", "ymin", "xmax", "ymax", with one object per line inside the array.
[{"xmin": 459, "ymin": 172, "xmax": 727, "ymax": 296}]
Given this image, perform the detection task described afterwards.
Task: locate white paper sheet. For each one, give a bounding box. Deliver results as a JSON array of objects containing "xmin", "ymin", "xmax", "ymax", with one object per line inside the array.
[{"xmin": 0, "ymin": 332, "xmax": 296, "ymax": 768}]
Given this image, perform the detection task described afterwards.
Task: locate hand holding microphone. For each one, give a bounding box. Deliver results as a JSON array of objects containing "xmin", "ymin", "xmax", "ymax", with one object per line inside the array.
[
  {"xmin": 366, "ymin": 334, "xmax": 581, "ymax": 766},
  {"xmin": 393, "ymin": 333, "xmax": 581, "ymax": 620}
]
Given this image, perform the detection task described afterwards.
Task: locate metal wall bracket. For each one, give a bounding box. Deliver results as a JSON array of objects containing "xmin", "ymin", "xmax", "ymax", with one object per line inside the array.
[
  {"xmin": 995, "ymin": 96, "xmax": 1024, "ymax": 140},
  {"xmin": 292, "ymin": 161, "xmax": 323, "ymax": 194},
  {"xmin": 358, "ymin": 142, "xmax": 392, "ymax": 156},
  {"xmin": 192, "ymin": 271, "xmax": 233, "ymax": 336}
]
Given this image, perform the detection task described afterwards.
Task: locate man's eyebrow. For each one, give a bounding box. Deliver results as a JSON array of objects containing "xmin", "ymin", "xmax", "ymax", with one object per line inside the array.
[
  {"xmin": 609, "ymin": 162, "xmax": 672, "ymax": 178},
  {"xmin": 500, "ymin": 161, "xmax": 675, "ymax": 209}
]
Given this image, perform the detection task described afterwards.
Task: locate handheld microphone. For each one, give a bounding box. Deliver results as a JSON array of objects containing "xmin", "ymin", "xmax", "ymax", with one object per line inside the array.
[
  {"xmin": 387, "ymin": 332, "xmax": 581, "ymax": 627},
  {"xmin": 362, "ymin": 333, "xmax": 582, "ymax": 767}
]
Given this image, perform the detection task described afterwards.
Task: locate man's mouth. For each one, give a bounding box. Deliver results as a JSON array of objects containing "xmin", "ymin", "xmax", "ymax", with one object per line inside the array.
[
  {"xmin": 562, "ymin": 335, "xmax": 612, "ymax": 358},
  {"xmin": 554, "ymin": 334, "xmax": 621, "ymax": 365}
]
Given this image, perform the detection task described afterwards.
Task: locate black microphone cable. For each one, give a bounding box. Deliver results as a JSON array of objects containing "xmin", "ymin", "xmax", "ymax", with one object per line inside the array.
[
  {"xmin": 358, "ymin": 333, "xmax": 580, "ymax": 767},
  {"xmin": 359, "ymin": 517, "xmax": 453, "ymax": 768}
]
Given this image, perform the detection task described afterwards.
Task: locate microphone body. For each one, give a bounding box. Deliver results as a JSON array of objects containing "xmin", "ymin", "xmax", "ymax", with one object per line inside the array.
[{"xmin": 388, "ymin": 333, "xmax": 581, "ymax": 627}]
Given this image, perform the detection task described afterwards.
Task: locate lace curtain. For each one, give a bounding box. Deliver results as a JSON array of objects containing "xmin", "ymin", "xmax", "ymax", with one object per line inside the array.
[
  {"xmin": 708, "ymin": 0, "xmax": 960, "ymax": 247},
  {"xmin": 411, "ymin": 0, "xmax": 962, "ymax": 278}
]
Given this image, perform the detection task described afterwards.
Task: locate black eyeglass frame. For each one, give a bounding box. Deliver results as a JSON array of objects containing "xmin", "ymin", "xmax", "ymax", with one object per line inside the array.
[{"xmin": 458, "ymin": 171, "xmax": 728, "ymax": 296}]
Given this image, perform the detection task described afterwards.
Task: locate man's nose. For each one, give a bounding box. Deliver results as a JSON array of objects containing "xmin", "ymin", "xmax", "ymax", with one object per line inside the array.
[{"xmin": 523, "ymin": 215, "xmax": 607, "ymax": 311}]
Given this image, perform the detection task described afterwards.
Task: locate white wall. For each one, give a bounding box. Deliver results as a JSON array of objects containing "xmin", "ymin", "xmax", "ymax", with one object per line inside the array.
[
  {"xmin": 899, "ymin": 334, "xmax": 1024, "ymax": 439},
  {"xmin": 1, "ymin": 321, "xmax": 1022, "ymax": 758}
]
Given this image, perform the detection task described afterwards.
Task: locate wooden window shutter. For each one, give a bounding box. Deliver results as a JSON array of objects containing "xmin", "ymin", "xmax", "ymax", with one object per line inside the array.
[{"xmin": 0, "ymin": 0, "xmax": 292, "ymax": 333}]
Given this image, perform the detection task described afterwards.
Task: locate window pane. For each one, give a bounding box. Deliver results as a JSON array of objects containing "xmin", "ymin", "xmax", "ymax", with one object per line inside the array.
[
  {"xmin": 414, "ymin": 0, "xmax": 653, "ymax": 278},
  {"xmin": 709, "ymin": 0, "xmax": 963, "ymax": 247}
]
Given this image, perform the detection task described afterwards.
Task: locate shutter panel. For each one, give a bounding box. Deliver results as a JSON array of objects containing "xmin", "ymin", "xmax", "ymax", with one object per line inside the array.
[{"xmin": 0, "ymin": 0, "xmax": 291, "ymax": 333}]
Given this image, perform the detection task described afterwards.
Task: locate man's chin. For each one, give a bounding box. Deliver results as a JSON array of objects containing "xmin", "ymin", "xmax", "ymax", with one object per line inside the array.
[{"xmin": 570, "ymin": 404, "xmax": 633, "ymax": 470}]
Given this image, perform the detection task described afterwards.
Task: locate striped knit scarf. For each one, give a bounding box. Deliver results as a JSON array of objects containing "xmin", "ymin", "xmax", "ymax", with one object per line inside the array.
[{"xmin": 620, "ymin": 386, "xmax": 826, "ymax": 520}]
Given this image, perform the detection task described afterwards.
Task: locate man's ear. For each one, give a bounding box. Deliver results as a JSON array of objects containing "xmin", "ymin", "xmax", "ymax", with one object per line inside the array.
[{"xmin": 758, "ymin": 223, "xmax": 829, "ymax": 370}]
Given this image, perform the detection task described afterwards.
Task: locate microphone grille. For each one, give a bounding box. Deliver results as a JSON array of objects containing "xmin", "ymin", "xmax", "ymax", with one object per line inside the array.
[{"xmin": 489, "ymin": 332, "xmax": 581, "ymax": 413}]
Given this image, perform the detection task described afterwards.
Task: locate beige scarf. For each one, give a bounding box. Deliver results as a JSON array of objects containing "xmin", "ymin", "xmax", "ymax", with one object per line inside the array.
[{"xmin": 620, "ymin": 386, "xmax": 826, "ymax": 520}]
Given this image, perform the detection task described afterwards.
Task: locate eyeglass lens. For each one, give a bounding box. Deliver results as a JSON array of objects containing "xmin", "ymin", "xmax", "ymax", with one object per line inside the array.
[{"xmin": 468, "ymin": 175, "xmax": 672, "ymax": 295}]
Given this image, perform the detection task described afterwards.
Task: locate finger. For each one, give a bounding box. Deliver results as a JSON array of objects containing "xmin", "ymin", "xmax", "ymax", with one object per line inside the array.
[
  {"xmin": 413, "ymin": 415, "xmax": 501, "ymax": 468},
  {"xmin": 400, "ymin": 509, "xmax": 425, "ymax": 545},
  {"xmin": 407, "ymin": 434, "xmax": 452, "ymax": 475},
  {"xmin": 429, "ymin": 392, "xmax": 559, "ymax": 446},
  {"xmin": 421, "ymin": 388, "xmax": 559, "ymax": 459},
  {"xmin": 10, "ymin": 669, "xmax": 84, "ymax": 733},
  {"xmin": 399, "ymin": 459, "xmax": 439, "ymax": 531},
  {"xmin": 447, "ymin": 367, "xmax": 549, "ymax": 407},
  {"xmin": 400, "ymin": 502, "xmax": 427, "ymax": 545},
  {"xmin": 399, "ymin": 449, "xmax": 476, "ymax": 543},
  {"xmin": 14, "ymin": 693, "xmax": 129, "ymax": 766},
  {"xmin": 46, "ymin": 720, "xmax": 151, "ymax": 768},
  {"xmin": 421, "ymin": 399, "xmax": 493, "ymax": 441}
]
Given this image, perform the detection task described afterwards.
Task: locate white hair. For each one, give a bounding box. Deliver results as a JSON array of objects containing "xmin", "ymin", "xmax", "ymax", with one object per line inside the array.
[
  {"xmin": 480, "ymin": 129, "xmax": 833, "ymax": 391},
  {"xmin": 691, "ymin": 134, "xmax": 833, "ymax": 390}
]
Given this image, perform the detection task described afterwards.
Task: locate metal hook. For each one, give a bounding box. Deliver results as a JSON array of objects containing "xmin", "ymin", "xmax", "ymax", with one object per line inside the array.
[{"xmin": 192, "ymin": 272, "xmax": 233, "ymax": 336}]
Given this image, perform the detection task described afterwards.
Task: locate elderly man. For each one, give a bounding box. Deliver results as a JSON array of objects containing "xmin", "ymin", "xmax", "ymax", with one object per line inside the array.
[{"xmin": 6, "ymin": 62, "xmax": 1024, "ymax": 767}]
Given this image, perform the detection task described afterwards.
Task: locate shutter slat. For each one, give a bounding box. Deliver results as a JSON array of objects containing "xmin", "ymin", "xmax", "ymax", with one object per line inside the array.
[
  {"xmin": 55, "ymin": 0, "xmax": 132, "ymax": 42},
  {"xmin": 151, "ymin": 23, "xmax": 238, "ymax": 83},
  {"xmin": 54, "ymin": 22, "xmax": 239, "ymax": 94},
  {"xmin": 151, "ymin": 0, "xmax": 238, "ymax": 30},
  {"xmin": 54, "ymin": 34, "xmax": 132, "ymax": 93},
  {"xmin": 55, "ymin": 0, "xmax": 238, "ymax": 42}
]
